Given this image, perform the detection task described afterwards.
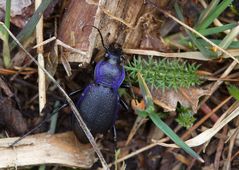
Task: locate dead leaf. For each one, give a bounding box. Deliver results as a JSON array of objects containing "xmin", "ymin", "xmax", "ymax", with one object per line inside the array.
[
  {"xmin": 0, "ymin": 0, "xmax": 32, "ymax": 16},
  {"xmin": 140, "ymin": 33, "xmax": 168, "ymax": 51},
  {"xmin": 0, "ymin": 98, "xmax": 27, "ymax": 136},
  {"xmin": 152, "ymin": 84, "xmax": 212, "ymax": 113},
  {"xmin": 0, "ymin": 0, "xmax": 33, "ymax": 28},
  {"xmin": 131, "ymin": 99, "xmax": 145, "ymax": 111},
  {"xmin": 0, "ymin": 0, "xmax": 59, "ymax": 28}
]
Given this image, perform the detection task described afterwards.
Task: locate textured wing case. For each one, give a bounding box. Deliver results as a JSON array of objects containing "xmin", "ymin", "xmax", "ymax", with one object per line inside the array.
[{"xmin": 73, "ymin": 83, "xmax": 119, "ymax": 142}]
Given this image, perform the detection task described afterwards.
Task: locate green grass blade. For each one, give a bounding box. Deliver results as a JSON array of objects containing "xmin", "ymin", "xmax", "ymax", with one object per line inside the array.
[
  {"xmin": 2, "ymin": 0, "xmax": 11, "ymax": 68},
  {"xmin": 4, "ymin": 0, "xmax": 11, "ymax": 39},
  {"xmin": 10, "ymin": 0, "xmax": 54, "ymax": 50},
  {"xmin": 197, "ymin": 0, "xmax": 220, "ymax": 26},
  {"xmin": 198, "ymin": 23, "xmax": 237, "ymax": 36},
  {"xmin": 219, "ymin": 24, "xmax": 239, "ymax": 49},
  {"xmin": 227, "ymin": 85, "xmax": 239, "ymax": 101},
  {"xmin": 196, "ymin": 0, "xmax": 234, "ymax": 30},
  {"xmin": 185, "ymin": 31, "xmax": 216, "ymax": 58},
  {"xmin": 48, "ymin": 101, "xmax": 60, "ymax": 134},
  {"xmin": 137, "ymin": 72, "xmax": 154, "ymax": 108},
  {"xmin": 174, "ymin": 3, "xmax": 216, "ymax": 58},
  {"xmin": 3, "ymin": 40, "xmax": 11, "ymax": 68},
  {"xmin": 0, "ymin": 25, "xmax": 4, "ymax": 38}
]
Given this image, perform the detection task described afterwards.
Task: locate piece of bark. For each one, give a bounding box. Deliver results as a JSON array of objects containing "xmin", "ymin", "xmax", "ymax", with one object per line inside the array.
[
  {"xmin": 101, "ymin": 0, "xmax": 144, "ymax": 48},
  {"xmin": 0, "ymin": 77, "xmax": 13, "ymax": 97},
  {"xmin": 58, "ymin": 0, "xmax": 97, "ymax": 63},
  {"xmin": 0, "ymin": 132, "xmax": 96, "ymax": 169},
  {"xmin": 58, "ymin": 0, "xmax": 146, "ymax": 63}
]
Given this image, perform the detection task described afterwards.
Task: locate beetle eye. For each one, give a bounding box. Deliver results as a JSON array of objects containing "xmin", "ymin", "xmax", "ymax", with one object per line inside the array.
[{"xmin": 105, "ymin": 53, "xmax": 109, "ymax": 58}]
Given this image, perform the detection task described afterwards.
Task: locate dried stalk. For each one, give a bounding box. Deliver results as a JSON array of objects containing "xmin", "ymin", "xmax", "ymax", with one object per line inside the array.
[{"xmin": 35, "ymin": 0, "xmax": 46, "ymax": 115}]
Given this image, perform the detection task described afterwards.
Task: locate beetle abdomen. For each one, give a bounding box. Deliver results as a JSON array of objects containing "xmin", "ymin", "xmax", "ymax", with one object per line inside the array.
[{"xmin": 73, "ymin": 83, "xmax": 119, "ymax": 143}]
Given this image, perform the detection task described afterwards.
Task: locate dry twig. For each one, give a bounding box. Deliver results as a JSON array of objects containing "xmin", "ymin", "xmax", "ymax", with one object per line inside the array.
[{"xmin": 35, "ymin": 0, "xmax": 46, "ymax": 116}]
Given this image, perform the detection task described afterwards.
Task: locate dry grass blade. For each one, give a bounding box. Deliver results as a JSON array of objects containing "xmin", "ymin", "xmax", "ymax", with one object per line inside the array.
[
  {"xmin": 0, "ymin": 68, "xmax": 37, "ymax": 75},
  {"xmin": 34, "ymin": 36, "xmax": 84, "ymax": 52},
  {"xmin": 125, "ymin": 115, "xmax": 147, "ymax": 145},
  {"xmin": 223, "ymin": 128, "xmax": 239, "ymax": 170},
  {"xmin": 199, "ymin": 60, "xmax": 237, "ymax": 110},
  {"xmin": 123, "ymin": 49, "xmax": 210, "ymax": 61},
  {"xmin": 32, "ymin": 36, "xmax": 57, "ymax": 49},
  {"xmin": 214, "ymin": 126, "xmax": 228, "ymax": 170},
  {"xmin": 124, "ymin": 48, "xmax": 239, "ymax": 61},
  {"xmin": 108, "ymin": 143, "xmax": 158, "ymax": 168}
]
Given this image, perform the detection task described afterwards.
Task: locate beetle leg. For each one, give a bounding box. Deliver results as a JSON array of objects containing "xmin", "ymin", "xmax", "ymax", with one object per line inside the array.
[
  {"xmin": 9, "ymin": 103, "xmax": 68, "ymax": 147},
  {"xmin": 120, "ymin": 82, "xmax": 136, "ymax": 100},
  {"xmin": 68, "ymin": 88, "xmax": 83, "ymax": 97},
  {"xmin": 120, "ymin": 83, "xmax": 131, "ymax": 88},
  {"xmin": 120, "ymin": 97, "xmax": 129, "ymax": 111}
]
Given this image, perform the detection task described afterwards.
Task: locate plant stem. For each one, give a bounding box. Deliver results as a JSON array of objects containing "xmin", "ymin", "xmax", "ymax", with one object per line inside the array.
[{"xmin": 3, "ymin": 0, "xmax": 11, "ymax": 68}]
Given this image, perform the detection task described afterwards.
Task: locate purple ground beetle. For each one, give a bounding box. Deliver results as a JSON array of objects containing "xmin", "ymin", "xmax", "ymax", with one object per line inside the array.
[
  {"xmin": 72, "ymin": 26, "xmax": 125, "ymax": 143},
  {"xmin": 10, "ymin": 26, "xmax": 125, "ymax": 146}
]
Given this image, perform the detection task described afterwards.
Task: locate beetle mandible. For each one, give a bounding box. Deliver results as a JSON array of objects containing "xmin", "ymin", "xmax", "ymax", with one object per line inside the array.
[{"xmin": 72, "ymin": 26, "xmax": 125, "ymax": 143}]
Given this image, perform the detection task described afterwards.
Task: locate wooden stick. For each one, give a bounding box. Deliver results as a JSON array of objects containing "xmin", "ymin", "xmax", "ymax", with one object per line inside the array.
[{"xmin": 0, "ymin": 132, "xmax": 96, "ymax": 169}]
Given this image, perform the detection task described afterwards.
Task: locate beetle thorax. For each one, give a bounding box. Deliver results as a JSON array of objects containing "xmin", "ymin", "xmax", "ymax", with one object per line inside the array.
[{"xmin": 94, "ymin": 60, "xmax": 125, "ymax": 90}]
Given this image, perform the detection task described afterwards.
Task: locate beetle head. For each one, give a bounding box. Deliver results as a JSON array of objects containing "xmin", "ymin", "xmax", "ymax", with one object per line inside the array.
[
  {"xmin": 85, "ymin": 25, "xmax": 124, "ymax": 64},
  {"xmin": 105, "ymin": 43, "xmax": 124, "ymax": 64}
]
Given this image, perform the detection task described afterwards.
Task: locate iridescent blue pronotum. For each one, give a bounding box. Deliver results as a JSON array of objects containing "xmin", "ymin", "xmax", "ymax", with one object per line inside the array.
[{"xmin": 72, "ymin": 26, "xmax": 125, "ymax": 143}]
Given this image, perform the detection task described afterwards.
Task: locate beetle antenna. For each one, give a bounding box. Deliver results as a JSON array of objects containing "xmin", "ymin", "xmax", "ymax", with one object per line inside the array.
[{"xmin": 82, "ymin": 25, "xmax": 108, "ymax": 51}]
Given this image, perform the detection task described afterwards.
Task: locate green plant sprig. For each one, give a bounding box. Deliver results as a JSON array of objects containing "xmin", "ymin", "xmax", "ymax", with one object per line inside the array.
[
  {"xmin": 176, "ymin": 106, "xmax": 196, "ymax": 129},
  {"xmin": 125, "ymin": 56, "xmax": 201, "ymax": 90}
]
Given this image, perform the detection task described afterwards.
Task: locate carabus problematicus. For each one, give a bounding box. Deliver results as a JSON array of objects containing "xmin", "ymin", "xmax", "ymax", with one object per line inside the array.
[
  {"xmin": 72, "ymin": 26, "xmax": 126, "ymax": 143},
  {"xmin": 9, "ymin": 26, "xmax": 126, "ymax": 146}
]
